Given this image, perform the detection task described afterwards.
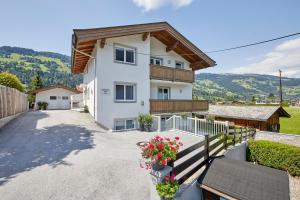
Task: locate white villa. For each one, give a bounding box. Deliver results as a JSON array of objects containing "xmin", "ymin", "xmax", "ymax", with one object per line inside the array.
[{"xmin": 71, "ymin": 22, "xmax": 216, "ymax": 131}]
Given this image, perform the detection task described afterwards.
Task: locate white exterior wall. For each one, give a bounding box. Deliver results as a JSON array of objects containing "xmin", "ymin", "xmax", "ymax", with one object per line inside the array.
[
  {"xmin": 96, "ymin": 34, "xmax": 150, "ymax": 129},
  {"xmin": 35, "ymin": 88, "xmax": 76, "ymax": 110},
  {"xmin": 83, "ymin": 49, "xmax": 97, "ymax": 118},
  {"xmin": 150, "ymin": 81, "xmax": 192, "ymax": 100},
  {"xmin": 150, "ymin": 37, "xmax": 191, "ymax": 70}
]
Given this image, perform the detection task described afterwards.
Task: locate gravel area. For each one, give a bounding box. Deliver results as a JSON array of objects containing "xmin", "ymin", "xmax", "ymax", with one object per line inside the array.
[
  {"xmin": 289, "ymin": 175, "xmax": 300, "ymax": 200},
  {"xmin": 0, "ymin": 110, "xmax": 202, "ymax": 200},
  {"xmin": 255, "ymin": 131, "xmax": 300, "ymax": 147}
]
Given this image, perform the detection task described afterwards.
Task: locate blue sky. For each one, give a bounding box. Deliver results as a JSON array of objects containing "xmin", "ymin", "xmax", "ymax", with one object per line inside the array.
[{"xmin": 1, "ymin": 0, "xmax": 300, "ymax": 77}]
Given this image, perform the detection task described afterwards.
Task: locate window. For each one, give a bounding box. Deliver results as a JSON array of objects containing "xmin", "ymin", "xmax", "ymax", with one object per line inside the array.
[
  {"xmin": 50, "ymin": 96, "xmax": 57, "ymax": 100},
  {"xmin": 150, "ymin": 57, "xmax": 163, "ymax": 65},
  {"xmin": 114, "ymin": 45, "xmax": 136, "ymax": 64},
  {"xmin": 115, "ymin": 119, "xmax": 135, "ymax": 130},
  {"xmin": 62, "ymin": 96, "xmax": 69, "ymax": 100},
  {"xmin": 175, "ymin": 61, "xmax": 184, "ymax": 69},
  {"xmin": 115, "ymin": 83, "xmax": 136, "ymax": 102},
  {"xmin": 158, "ymin": 87, "xmax": 170, "ymax": 100}
]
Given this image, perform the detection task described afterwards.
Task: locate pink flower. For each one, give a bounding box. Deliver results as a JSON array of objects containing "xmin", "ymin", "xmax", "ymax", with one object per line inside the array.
[
  {"xmin": 165, "ymin": 176, "xmax": 170, "ymax": 181},
  {"xmin": 175, "ymin": 136, "xmax": 180, "ymax": 140},
  {"xmin": 170, "ymin": 173, "xmax": 175, "ymax": 182}
]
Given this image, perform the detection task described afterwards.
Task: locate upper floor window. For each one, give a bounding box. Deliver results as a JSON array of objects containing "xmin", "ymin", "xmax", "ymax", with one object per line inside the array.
[
  {"xmin": 175, "ymin": 61, "xmax": 184, "ymax": 69},
  {"xmin": 150, "ymin": 57, "xmax": 163, "ymax": 65},
  {"xmin": 114, "ymin": 44, "xmax": 136, "ymax": 65},
  {"xmin": 115, "ymin": 83, "xmax": 136, "ymax": 102}
]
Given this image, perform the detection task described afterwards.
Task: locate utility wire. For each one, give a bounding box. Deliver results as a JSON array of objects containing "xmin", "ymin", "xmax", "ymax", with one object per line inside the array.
[{"xmin": 205, "ymin": 32, "xmax": 300, "ymax": 53}]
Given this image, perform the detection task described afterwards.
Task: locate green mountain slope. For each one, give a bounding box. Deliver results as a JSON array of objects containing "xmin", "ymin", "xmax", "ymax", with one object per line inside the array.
[
  {"xmin": 194, "ymin": 73, "xmax": 300, "ymax": 101},
  {"xmin": 0, "ymin": 46, "xmax": 82, "ymax": 90}
]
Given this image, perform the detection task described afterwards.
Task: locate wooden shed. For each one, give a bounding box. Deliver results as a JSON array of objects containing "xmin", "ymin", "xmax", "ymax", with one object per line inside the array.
[{"xmin": 201, "ymin": 105, "xmax": 290, "ymax": 132}]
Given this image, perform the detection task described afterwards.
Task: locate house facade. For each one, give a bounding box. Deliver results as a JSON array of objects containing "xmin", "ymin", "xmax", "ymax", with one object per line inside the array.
[{"xmin": 71, "ymin": 22, "xmax": 216, "ymax": 130}]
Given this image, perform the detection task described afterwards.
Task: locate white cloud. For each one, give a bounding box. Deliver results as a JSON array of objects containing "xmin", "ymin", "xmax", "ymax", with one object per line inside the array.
[
  {"xmin": 132, "ymin": 0, "xmax": 193, "ymax": 12},
  {"xmin": 232, "ymin": 38, "xmax": 300, "ymax": 78}
]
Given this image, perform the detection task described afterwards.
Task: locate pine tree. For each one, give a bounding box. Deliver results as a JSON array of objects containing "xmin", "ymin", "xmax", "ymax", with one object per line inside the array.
[{"xmin": 30, "ymin": 74, "xmax": 43, "ymax": 90}]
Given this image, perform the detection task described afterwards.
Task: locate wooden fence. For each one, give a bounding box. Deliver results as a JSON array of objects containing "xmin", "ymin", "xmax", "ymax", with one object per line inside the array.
[
  {"xmin": 169, "ymin": 127, "xmax": 256, "ymax": 184},
  {"xmin": 0, "ymin": 85, "xmax": 28, "ymax": 119}
]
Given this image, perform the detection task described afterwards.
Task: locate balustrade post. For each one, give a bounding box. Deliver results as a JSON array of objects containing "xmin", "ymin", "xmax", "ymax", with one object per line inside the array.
[
  {"xmin": 157, "ymin": 115, "xmax": 161, "ymax": 132},
  {"xmin": 194, "ymin": 116, "xmax": 198, "ymax": 135}
]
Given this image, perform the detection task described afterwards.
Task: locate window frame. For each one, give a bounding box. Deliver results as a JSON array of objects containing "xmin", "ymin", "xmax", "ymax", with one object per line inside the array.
[
  {"xmin": 175, "ymin": 61, "xmax": 184, "ymax": 69},
  {"xmin": 114, "ymin": 82, "xmax": 137, "ymax": 103},
  {"xmin": 114, "ymin": 118, "xmax": 136, "ymax": 131},
  {"xmin": 114, "ymin": 44, "xmax": 137, "ymax": 65},
  {"xmin": 157, "ymin": 87, "xmax": 170, "ymax": 100},
  {"xmin": 150, "ymin": 56, "xmax": 163, "ymax": 66},
  {"xmin": 50, "ymin": 96, "xmax": 57, "ymax": 100}
]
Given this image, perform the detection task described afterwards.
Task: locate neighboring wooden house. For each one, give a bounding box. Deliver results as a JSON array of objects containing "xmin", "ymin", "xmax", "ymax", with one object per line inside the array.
[
  {"xmin": 29, "ymin": 85, "xmax": 80, "ymax": 110},
  {"xmin": 197, "ymin": 157, "xmax": 290, "ymax": 200},
  {"xmin": 199, "ymin": 105, "xmax": 290, "ymax": 132}
]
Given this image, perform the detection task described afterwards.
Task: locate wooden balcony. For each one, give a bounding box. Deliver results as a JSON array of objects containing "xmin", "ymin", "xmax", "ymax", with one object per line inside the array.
[
  {"xmin": 150, "ymin": 65, "xmax": 195, "ymax": 83},
  {"xmin": 150, "ymin": 99, "xmax": 209, "ymax": 114}
]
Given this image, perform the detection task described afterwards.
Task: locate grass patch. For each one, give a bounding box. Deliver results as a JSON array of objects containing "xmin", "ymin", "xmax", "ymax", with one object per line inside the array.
[
  {"xmin": 247, "ymin": 140, "xmax": 300, "ymax": 176},
  {"xmin": 280, "ymin": 107, "xmax": 300, "ymax": 135}
]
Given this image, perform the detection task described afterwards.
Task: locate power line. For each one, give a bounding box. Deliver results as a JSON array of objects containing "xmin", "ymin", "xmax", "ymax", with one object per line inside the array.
[{"xmin": 205, "ymin": 32, "xmax": 300, "ymax": 53}]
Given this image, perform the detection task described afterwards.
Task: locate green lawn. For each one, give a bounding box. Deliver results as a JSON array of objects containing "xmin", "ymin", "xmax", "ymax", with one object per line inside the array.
[{"xmin": 280, "ymin": 107, "xmax": 300, "ymax": 135}]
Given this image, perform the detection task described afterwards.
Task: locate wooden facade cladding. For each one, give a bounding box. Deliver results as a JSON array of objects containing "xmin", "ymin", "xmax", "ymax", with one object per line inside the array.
[
  {"xmin": 150, "ymin": 64, "xmax": 195, "ymax": 83},
  {"xmin": 150, "ymin": 99, "xmax": 208, "ymax": 114}
]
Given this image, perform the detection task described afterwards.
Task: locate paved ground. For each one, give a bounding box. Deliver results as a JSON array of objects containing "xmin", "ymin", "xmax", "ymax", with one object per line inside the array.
[
  {"xmin": 0, "ymin": 110, "xmax": 202, "ymax": 200},
  {"xmin": 255, "ymin": 131, "xmax": 300, "ymax": 147}
]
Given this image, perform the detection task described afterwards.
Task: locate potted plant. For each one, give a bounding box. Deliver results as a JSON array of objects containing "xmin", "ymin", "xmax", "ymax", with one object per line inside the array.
[
  {"xmin": 156, "ymin": 173, "xmax": 180, "ymax": 200},
  {"xmin": 84, "ymin": 105, "xmax": 89, "ymax": 113},
  {"xmin": 138, "ymin": 113, "xmax": 146, "ymax": 131},
  {"xmin": 42, "ymin": 102, "xmax": 48, "ymax": 110},
  {"xmin": 144, "ymin": 114, "xmax": 153, "ymax": 132},
  {"xmin": 37, "ymin": 102, "xmax": 43, "ymax": 110},
  {"xmin": 140, "ymin": 135, "xmax": 183, "ymax": 171}
]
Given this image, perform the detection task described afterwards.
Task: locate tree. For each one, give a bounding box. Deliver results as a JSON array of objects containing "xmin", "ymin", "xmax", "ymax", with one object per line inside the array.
[
  {"xmin": 30, "ymin": 74, "xmax": 43, "ymax": 90},
  {"xmin": 0, "ymin": 72, "xmax": 24, "ymax": 92}
]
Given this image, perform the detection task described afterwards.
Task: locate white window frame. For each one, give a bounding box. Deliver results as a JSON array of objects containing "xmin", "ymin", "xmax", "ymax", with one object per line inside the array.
[
  {"xmin": 114, "ymin": 118, "xmax": 136, "ymax": 131},
  {"xmin": 150, "ymin": 56, "xmax": 163, "ymax": 66},
  {"xmin": 175, "ymin": 61, "xmax": 184, "ymax": 69},
  {"xmin": 114, "ymin": 44, "xmax": 136, "ymax": 65},
  {"xmin": 158, "ymin": 87, "xmax": 170, "ymax": 100},
  {"xmin": 114, "ymin": 82, "xmax": 137, "ymax": 103}
]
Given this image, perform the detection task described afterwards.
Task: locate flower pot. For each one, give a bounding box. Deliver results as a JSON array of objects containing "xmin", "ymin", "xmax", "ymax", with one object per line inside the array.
[{"xmin": 152, "ymin": 161, "xmax": 165, "ymax": 171}]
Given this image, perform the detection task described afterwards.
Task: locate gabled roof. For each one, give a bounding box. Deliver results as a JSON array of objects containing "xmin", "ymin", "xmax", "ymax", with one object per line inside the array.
[
  {"xmin": 28, "ymin": 85, "xmax": 80, "ymax": 95},
  {"xmin": 71, "ymin": 22, "xmax": 216, "ymax": 74},
  {"xmin": 198, "ymin": 157, "xmax": 290, "ymax": 200},
  {"xmin": 207, "ymin": 105, "xmax": 290, "ymax": 121}
]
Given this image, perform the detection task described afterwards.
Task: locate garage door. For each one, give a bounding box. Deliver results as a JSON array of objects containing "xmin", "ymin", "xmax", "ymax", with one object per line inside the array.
[{"xmin": 48, "ymin": 96, "xmax": 70, "ymax": 110}]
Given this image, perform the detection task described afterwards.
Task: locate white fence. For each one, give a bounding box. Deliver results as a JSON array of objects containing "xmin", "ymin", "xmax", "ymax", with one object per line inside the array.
[
  {"xmin": 152, "ymin": 115, "xmax": 229, "ymax": 136},
  {"xmin": 0, "ymin": 85, "xmax": 28, "ymax": 119}
]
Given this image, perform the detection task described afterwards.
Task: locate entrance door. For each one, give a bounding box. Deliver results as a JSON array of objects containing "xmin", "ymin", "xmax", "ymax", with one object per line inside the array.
[{"xmin": 158, "ymin": 87, "xmax": 170, "ymax": 100}]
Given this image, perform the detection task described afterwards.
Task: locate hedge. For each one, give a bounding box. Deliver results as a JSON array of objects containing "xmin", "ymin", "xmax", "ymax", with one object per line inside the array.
[
  {"xmin": 247, "ymin": 140, "xmax": 300, "ymax": 176},
  {"xmin": 0, "ymin": 72, "xmax": 24, "ymax": 92}
]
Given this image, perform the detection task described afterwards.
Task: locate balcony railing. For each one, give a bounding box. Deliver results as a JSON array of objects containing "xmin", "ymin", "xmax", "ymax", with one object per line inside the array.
[
  {"xmin": 150, "ymin": 65, "xmax": 195, "ymax": 83},
  {"xmin": 149, "ymin": 99, "xmax": 208, "ymax": 114}
]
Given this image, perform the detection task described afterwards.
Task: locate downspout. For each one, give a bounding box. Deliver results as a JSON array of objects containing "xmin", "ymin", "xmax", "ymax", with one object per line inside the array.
[{"xmin": 72, "ymin": 46, "xmax": 96, "ymax": 120}]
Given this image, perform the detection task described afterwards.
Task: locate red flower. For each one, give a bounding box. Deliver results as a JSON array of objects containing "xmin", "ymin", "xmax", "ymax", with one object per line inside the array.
[
  {"xmin": 170, "ymin": 173, "xmax": 175, "ymax": 181},
  {"xmin": 165, "ymin": 176, "xmax": 170, "ymax": 181},
  {"xmin": 157, "ymin": 152, "xmax": 162, "ymax": 158},
  {"xmin": 175, "ymin": 136, "xmax": 180, "ymax": 140},
  {"xmin": 157, "ymin": 143, "xmax": 163, "ymax": 150},
  {"xmin": 169, "ymin": 141, "xmax": 173, "ymax": 145},
  {"xmin": 171, "ymin": 146, "xmax": 175, "ymax": 151},
  {"xmin": 161, "ymin": 160, "xmax": 167, "ymax": 165},
  {"xmin": 149, "ymin": 144, "xmax": 155, "ymax": 150}
]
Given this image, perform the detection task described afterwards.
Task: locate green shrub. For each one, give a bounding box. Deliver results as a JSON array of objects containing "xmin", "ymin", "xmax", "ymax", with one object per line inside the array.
[
  {"xmin": 138, "ymin": 113, "xmax": 153, "ymax": 131},
  {"xmin": 0, "ymin": 72, "xmax": 24, "ymax": 92},
  {"xmin": 247, "ymin": 140, "xmax": 300, "ymax": 176},
  {"xmin": 37, "ymin": 102, "xmax": 48, "ymax": 110}
]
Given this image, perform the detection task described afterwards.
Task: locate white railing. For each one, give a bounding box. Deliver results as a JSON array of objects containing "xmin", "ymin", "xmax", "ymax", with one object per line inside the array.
[{"xmin": 152, "ymin": 114, "xmax": 229, "ymax": 136}]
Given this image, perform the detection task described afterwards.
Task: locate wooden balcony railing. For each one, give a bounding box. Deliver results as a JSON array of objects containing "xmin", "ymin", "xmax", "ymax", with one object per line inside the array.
[
  {"xmin": 150, "ymin": 65, "xmax": 195, "ymax": 83},
  {"xmin": 150, "ymin": 99, "xmax": 208, "ymax": 114}
]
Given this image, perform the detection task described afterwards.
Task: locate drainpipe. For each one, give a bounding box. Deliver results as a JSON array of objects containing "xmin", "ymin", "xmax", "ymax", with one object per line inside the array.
[{"xmin": 72, "ymin": 46, "xmax": 96, "ymax": 120}]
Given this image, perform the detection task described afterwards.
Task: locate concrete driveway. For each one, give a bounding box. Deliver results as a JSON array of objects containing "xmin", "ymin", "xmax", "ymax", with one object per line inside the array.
[{"xmin": 0, "ymin": 110, "xmax": 202, "ymax": 200}]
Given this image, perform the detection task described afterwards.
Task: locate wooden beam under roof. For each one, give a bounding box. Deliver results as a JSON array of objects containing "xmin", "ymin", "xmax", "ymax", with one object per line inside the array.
[
  {"xmin": 142, "ymin": 32, "xmax": 149, "ymax": 41},
  {"xmin": 100, "ymin": 38, "xmax": 106, "ymax": 48},
  {"xmin": 166, "ymin": 41, "xmax": 179, "ymax": 52}
]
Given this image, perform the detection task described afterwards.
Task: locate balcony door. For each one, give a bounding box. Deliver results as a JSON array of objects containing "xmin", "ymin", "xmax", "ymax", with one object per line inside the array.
[{"xmin": 158, "ymin": 87, "xmax": 170, "ymax": 100}]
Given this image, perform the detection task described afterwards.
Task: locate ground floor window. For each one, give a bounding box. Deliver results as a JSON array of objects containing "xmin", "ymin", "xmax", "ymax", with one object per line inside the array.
[{"xmin": 114, "ymin": 118, "xmax": 136, "ymax": 130}]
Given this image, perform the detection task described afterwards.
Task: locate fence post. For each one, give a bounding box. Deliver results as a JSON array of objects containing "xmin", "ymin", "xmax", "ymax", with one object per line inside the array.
[
  {"xmin": 233, "ymin": 128, "xmax": 236, "ymax": 145},
  {"xmin": 194, "ymin": 116, "xmax": 197, "ymax": 135},
  {"xmin": 172, "ymin": 115, "xmax": 176, "ymax": 130},
  {"xmin": 204, "ymin": 135, "xmax": 209, "ymax": 166},
  {"xmin": 157, "ymin": 115, "xmax": 161, "ymax": 132}
]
